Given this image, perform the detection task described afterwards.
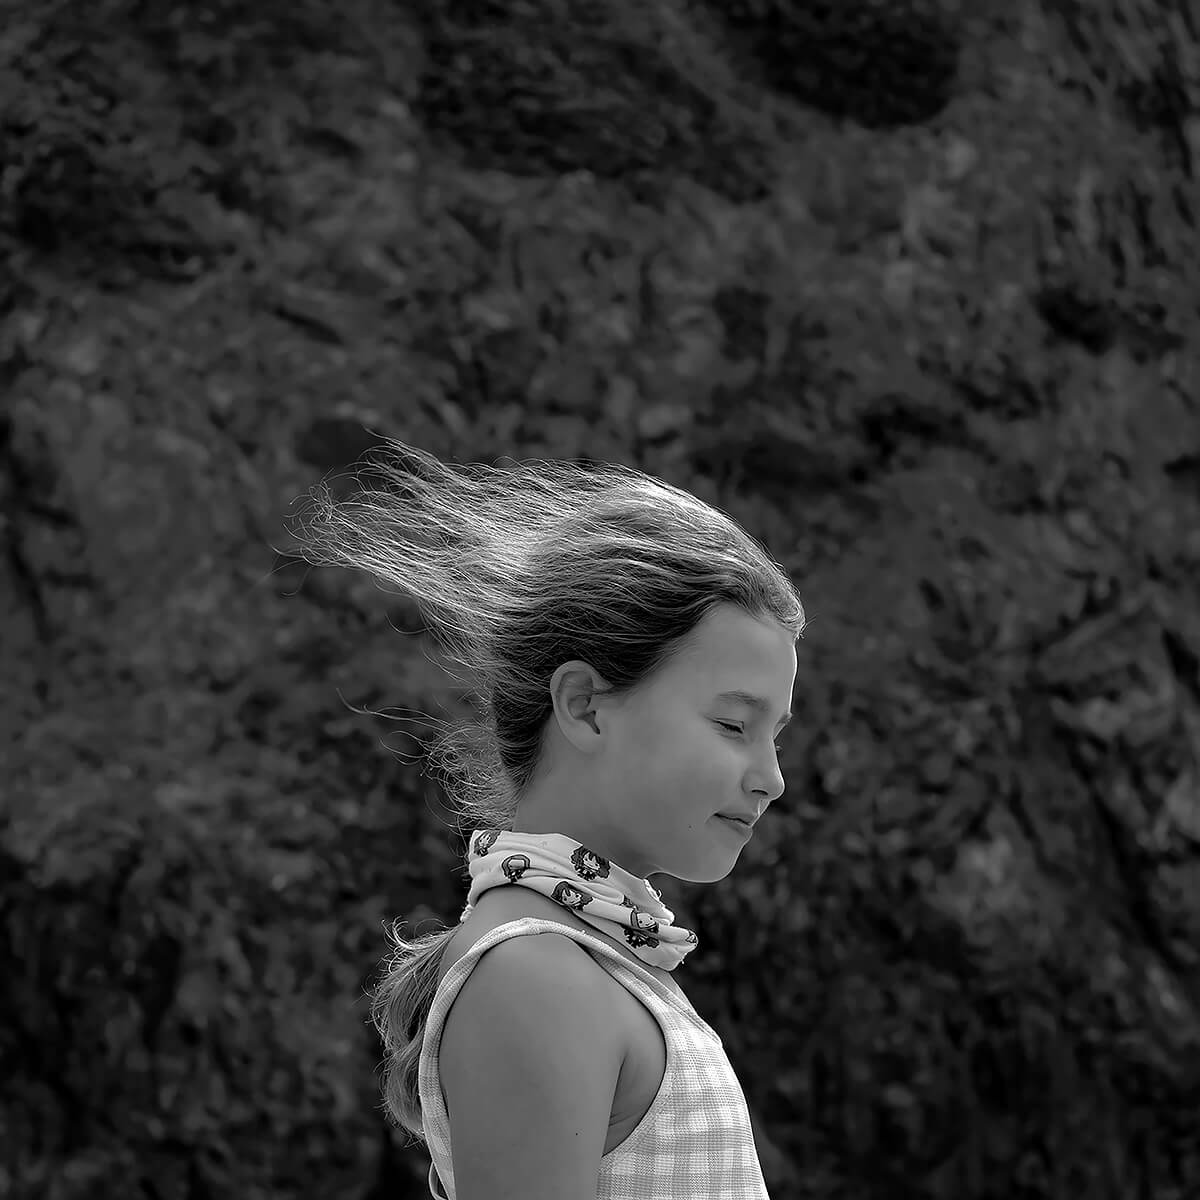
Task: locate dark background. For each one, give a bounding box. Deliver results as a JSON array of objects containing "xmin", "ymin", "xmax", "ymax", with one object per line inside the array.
[{"xmin": 3, "ymin": 1, "xmax": 1199, "ymax": 1197}]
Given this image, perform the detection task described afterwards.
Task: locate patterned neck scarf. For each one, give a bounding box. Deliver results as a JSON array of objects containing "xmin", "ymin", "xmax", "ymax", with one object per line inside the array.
[{"xmin": 458, "ymin": 829, "xmax": 699, "ymax": 970}]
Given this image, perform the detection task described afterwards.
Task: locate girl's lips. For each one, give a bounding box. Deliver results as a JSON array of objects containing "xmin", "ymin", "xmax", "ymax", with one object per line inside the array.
[{"xmin": 716, "ymin": 814, "xmax": 754, "ymax": 837}]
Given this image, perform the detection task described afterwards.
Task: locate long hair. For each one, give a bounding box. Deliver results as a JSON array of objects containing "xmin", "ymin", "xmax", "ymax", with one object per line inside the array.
[{"xmin": 280, "ymin": 435, "xmax": 808, "ymax": 1145}]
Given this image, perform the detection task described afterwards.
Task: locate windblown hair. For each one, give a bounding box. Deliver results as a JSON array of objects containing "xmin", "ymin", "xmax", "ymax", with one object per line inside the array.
[{"xmin": 280, "ymin": 435, "xmax": 808, "ymax": 1145}]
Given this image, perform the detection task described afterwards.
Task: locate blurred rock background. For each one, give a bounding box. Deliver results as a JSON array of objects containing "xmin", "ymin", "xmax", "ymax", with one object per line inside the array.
[{"xmin": 2, "ymin": 0, "xmax": 1199, "ymax": 1196}]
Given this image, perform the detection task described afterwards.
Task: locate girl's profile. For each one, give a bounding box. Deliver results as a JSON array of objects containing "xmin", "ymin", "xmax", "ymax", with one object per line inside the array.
[{"xmin": 282, "ymin": 436, "xmax": 807, "ymax": 1199}]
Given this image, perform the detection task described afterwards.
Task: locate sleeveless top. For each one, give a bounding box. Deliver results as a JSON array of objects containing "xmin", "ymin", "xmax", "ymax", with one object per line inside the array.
[{"xmin": 417, "ymin": 917, "xmax": 771, "ymax": 1199}]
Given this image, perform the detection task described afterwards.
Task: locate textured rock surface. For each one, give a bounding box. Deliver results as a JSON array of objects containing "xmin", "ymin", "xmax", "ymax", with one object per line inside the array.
[{"xmin": 2, "ymin": 0, "xmax": 1199, "ymax": 1197}]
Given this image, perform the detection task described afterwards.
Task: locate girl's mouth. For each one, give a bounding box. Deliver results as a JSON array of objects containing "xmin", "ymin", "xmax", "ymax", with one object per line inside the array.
[{"xmin": 716, "ymin": 814, "xmax": 753, "ymax": 836}]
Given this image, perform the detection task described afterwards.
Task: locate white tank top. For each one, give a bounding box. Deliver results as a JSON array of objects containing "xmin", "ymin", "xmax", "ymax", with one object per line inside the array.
[{"xmin": 417, "ymin": 917, "xmax": 771, "ymax": 1199}]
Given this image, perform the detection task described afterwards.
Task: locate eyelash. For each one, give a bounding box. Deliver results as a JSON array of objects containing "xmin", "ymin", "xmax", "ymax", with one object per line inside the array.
[{"xmin": 716, "ymin": 721, "xmax": 783, "ymax": 753}]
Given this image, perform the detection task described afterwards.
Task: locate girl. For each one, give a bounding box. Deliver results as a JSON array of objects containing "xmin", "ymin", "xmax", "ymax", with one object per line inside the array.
[{"xmin": 283, "ymin": 436, "xmax": 806, "ymax": 1199}]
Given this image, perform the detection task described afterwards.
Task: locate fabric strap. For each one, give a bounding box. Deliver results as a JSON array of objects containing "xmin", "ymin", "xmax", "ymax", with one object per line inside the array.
[{"xmin": 458, "ymin": 828, "xmax": 699, "ymax": 970}]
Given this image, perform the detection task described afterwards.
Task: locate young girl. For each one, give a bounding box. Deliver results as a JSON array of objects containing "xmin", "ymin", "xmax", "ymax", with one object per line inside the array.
[{"xmin": 284, "ymin": 436, "xmax": 806, "ymax": 1199}]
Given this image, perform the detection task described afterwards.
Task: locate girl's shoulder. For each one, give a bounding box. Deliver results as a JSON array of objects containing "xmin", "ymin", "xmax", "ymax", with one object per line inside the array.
[{"xmin": 434, "ymin": 886, "xmax": 594, "ymax": 992}]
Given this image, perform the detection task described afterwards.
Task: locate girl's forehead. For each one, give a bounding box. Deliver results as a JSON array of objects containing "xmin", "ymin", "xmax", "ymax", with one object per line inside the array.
[{"xmin": 678, "ymin": 624, "xmax": 796, "ymax": 683}]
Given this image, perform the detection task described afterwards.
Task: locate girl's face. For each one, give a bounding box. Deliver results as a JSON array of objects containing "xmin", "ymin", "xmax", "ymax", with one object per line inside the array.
[{"xmin": 513, "ymin": 603, "xmax": 797, "ymax": 883}]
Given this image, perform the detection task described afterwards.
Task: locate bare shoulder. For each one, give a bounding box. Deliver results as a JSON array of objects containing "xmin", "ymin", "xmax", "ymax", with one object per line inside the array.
[{"xmin": 439, "ymin": 927, "xmax": 626, "ymax": 1200}]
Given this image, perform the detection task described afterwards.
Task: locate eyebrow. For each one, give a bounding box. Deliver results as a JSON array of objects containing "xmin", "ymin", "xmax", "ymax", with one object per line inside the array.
[{"xmin": 714, "ymin": 690, "xmax": 794, "ymax": 728}]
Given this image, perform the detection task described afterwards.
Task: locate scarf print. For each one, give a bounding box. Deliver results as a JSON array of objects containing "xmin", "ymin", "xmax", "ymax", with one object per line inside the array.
[{"xmin": 459, "ymin": 829, "xmax": 699, "ymax": 970}]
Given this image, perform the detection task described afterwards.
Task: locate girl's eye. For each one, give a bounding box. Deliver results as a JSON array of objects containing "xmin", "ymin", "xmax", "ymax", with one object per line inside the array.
[{"xmin": 716, "ymin": 722, "xmax": 783, "ymax": 753}]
